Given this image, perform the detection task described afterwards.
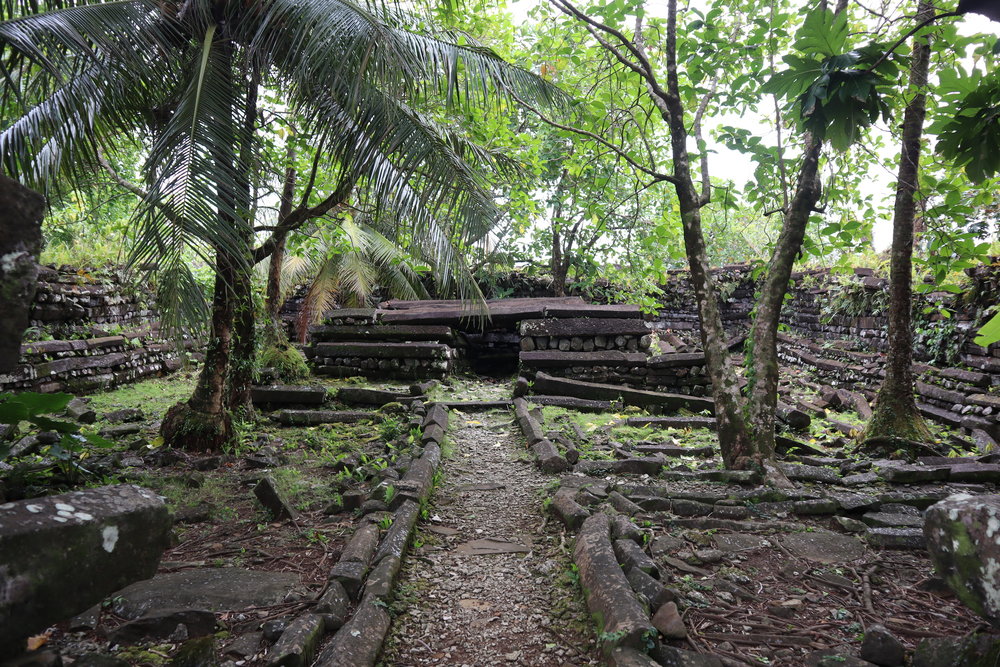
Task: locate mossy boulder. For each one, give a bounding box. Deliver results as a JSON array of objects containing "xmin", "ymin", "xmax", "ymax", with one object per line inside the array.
[
  {"xmin": 258, "ymin": 343, "xmax": 310, "ymax": 383},
  {"xmin": 925, "ymin": 494, "xmax": 1000, "ymax": 626}
]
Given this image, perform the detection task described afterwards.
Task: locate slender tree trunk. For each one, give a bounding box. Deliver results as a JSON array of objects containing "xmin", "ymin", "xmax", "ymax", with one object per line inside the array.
[
  {"xmin": 551, "ymin": 226, "xmax": 566, "ymax": 296},
  {"xmin": 228, "ymin": 259, "xmax": 256, "ymax": 418},
  {"xmin": 747, "ymin": 134, "xmax": 822, "ymax": 460},
  {"xmin": 864, "ymin": 0, "xmax": 934, "ymax": 444},
  {"xmin": 660, "ymin": 0, "xmax": 759, "ymax": 472},
  {"xmin": 161, "ymin": 254, "xmax": 236, "ymax": 450}
]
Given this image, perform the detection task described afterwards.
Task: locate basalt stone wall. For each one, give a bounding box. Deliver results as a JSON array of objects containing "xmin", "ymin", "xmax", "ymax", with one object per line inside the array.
[
  {"xmin": 1, "ymin": 266, "xmax": 197, "ymax": 394},
  {"xmin": 28, "ymin": 266, "xmax": 157, "ymax": 337}
]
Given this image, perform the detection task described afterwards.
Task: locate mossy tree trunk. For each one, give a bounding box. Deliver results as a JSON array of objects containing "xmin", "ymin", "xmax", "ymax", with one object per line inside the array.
[
  {"xmin": 161, "ymin": 254, "xmax": 236, "ymax": 450},
  {"xmin": 864, "ymin": 0, "xmax": 934, "ymax": 445}
]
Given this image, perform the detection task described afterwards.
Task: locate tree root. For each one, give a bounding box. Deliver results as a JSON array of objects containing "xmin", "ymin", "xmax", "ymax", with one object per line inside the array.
[{"xmin": 161, "ymin": 401, "xmax": 233, "ymax": 452}]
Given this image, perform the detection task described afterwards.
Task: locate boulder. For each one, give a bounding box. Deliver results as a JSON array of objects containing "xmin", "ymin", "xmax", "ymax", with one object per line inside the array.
[
  {"xmin": 925, "ymin": 494, "xmax": 1000, "ymax": 626},
  {"xmin": 0, "ymin": 174, "xmax": 44, "ymax": 372},
  {"xmin": 0, "ymin": 485, "xmax": 171, "ymax": 655}
]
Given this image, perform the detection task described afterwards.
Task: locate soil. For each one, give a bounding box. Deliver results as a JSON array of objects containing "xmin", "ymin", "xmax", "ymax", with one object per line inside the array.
[{"xmin": 381, "ymin": 412, "xmax": 599, "ymax": 666}]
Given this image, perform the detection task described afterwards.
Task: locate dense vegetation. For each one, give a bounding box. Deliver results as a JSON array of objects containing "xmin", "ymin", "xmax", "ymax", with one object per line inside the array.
[{"xmin": 2, "ymin": 0, "xmax": 999, "ymax": 478}]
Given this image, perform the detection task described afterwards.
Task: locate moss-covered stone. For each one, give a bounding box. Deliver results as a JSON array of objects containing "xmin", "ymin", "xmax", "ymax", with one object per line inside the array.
[{"xmin": 925, "ymin": 494, "xmax": 1000, "ymax": 626}]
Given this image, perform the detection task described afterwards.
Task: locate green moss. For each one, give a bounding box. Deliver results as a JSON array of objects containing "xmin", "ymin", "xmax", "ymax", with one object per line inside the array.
[
  {"xmin": 88, "ymin": 375, "xmax": 196, "ymax": 418},
  {"xmin": 258, "ymin": 343, "xmax": 310, "ymax": 382}
]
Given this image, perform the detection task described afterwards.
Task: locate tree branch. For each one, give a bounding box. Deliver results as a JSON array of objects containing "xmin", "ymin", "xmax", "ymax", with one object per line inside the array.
[
  {"xmin": 692, "ymin": 77, "xmax": 718, "ymax": 206},
  {"xmin": 507, "ymin": 88, "xmax": 678, "ymax": 185}
]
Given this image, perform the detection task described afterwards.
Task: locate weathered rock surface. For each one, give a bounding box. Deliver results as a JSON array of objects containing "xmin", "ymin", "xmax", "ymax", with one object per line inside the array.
[
  {"xmin": 0, "ymin": 485, "xmax": 171, "ymax": 655},
  {"xmin": 110, "ymin": 568, "xmax": 299, "ymax": 619},
  {"xmin": 574, "ymin": 513, "xmax": 654, "ymax": 651},
  {"xmin": 0, "ymin": 174, "xmax": 44, "ymax": 372},
  {"xmin": 925, "ymin": 494, "xmax": 1000, "ymax": 626}
]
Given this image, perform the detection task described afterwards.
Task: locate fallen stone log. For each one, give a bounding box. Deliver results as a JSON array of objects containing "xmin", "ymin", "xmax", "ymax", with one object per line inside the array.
[
  {"xmin": 646, "ymin": 352, "xmax": 705, "ymax": 369},
  {"xmin": 335, "ymin": 387, "xmax": 420, "ymax": 406},
  {"xmin": 776, "ymin": 400, "xmax": 811, "ymax": 430},
  {"xmin": 520, "ymin": 318, "xmax": 650, "ymax": 338},
  {"xmin": 624, "ymin": 416, "xmax": 717, "ymax": 430},
  {"xmin": 314, "ymin": 341, "xmax": 453, "ymax": 360},
  {"xmin": 0, "ymin": 485, "xmax": 172, "ymax": 656},
  {"xmin": 544, "ymin": 304, "xmax": 644, "ymax": 319},
  {"xmin": 527, "ymin": 395, "xmax": 617, "ymax": 412},
  {"xmin": 313, "ymin": 594, "xmax": 391, "ymax": 667},
  {"xmin": 274, "ymin": 410, "xmax": 373, "ymax": 425},
  {"xmin": 310, "ymin": 324, "xmax": 455, "ymax": 343},
  {"xmin": 250, "ymin": 385, "xmax": 327, "ymax": 406},
  {"xmin": 519, "ymin": 350, "xmax": 648, "ymax": 368},
  {"xmin": 532, "ymin": 372, "xmax": 715, "ymax": 413},
  {"xmin": 322, "ymin": 308, "xmax": 378, "ymax": 324},
  {"xmin": 573, "ymin": 513, "xmax": 655, "ymax": 652},
  {"xmin": 433, "ymin": 400, "xmax": 513, "ymax": 411}
]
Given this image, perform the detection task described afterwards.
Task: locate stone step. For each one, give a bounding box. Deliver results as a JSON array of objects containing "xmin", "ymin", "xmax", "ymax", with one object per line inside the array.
[
  {"xmin": 532, "ymin": 372, "xmax": 715, "ymax": 413},
  {"xmin": 519, "ymin": 351, "xmax": 647, "ymax": 368},
  {"xmin": 519, "ymin": 318, "xmax": 650, "ymax": 337},
  {"xmin": 313, "ymin": 342, "xmax": 453, "ymax": 360},
  {"xmin": 251, "ymin": 385, "xmax": 327, "ymax": 405},
  {"xmin": 310, "ymin": 325, "xmax": 455, "ymax": 343}
]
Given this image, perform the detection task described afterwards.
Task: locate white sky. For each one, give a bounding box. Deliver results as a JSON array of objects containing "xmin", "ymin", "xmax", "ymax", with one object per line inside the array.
[{"xmin": 506, "ymin": 0, "xmax": 1000, "ymax": 251}]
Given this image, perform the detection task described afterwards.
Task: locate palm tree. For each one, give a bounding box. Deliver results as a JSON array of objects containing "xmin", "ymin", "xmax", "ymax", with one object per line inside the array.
[{"xmin": 1, "ymin": 0, "xmax": 558, "ymax": 449}]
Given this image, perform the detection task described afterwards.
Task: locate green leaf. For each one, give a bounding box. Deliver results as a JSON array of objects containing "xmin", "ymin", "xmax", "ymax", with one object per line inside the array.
[
  {"xmin": 975, "ymin": 311, "xmax": 1000, "ymax": 348},
  {"xmin": 793, "ymin": 7, "xmax": 848, "ymax": 58}
]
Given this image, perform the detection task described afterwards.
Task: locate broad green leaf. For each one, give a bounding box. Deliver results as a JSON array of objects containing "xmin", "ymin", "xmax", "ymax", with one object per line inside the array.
[{"xmin": 975, "ymin": 312, "xmax": 1000, "ymax": 347}]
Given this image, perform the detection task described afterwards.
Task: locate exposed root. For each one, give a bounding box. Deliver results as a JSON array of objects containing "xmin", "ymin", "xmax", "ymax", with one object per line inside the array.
[{"xmin": 161, "ymin": 401, "xmax": 233, "ymax": 452}]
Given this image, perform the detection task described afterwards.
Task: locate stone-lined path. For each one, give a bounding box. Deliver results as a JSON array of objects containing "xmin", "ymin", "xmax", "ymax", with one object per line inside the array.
[{"xmin": 381, "ymin": 412, "xmax": 599, "ymax": 666}]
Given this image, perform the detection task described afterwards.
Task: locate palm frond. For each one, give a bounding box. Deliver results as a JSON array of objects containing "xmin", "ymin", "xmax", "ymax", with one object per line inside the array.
[{"xmin": 129, "ymin": 25, "xmax": 253, "ymax": 278}]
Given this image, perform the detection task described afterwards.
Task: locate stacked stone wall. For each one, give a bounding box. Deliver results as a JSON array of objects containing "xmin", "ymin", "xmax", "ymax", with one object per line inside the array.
[{"xmin": 2, "ymin": 266, "xmax": 197, "ymax": 394}]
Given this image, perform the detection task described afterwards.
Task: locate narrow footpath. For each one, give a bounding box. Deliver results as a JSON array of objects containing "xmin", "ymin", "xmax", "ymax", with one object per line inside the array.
[{"xmin": 381, "ymin": 411, "xmax": 599, "ymax": 666}]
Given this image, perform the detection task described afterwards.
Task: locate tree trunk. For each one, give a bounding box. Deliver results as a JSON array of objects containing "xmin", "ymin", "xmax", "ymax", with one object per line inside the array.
[
  {"xmin": 864, "ymin": 0, "xmax": 934, "ymax": 445},
  {"xmin": 162, "ymin": 34, "xmax": 245, "ymax": 450},
  {"xmin": 161, "ymin": 253, "xmax": 236, "ymax": 450},
  {"xmin": 747, "ymin": 134, "xmax": 822, "ymax": 461},
  {"xmin": 222, "ymin": 62, "xmax": 261, "ymax": 418},
  {"xmin": 265, "ymin": 229, "xmax": 288, "ymax": 340},
  {"xmin": 228, "ymin": 259, "xmax": 256, "ymax": 418},
  {"xmin": 265, "ymin": 153, "xmax": 297, "ymax": 342},
  {"xmin": 660, "ymin": 0, "xmax": 759, "ymax": 473}
]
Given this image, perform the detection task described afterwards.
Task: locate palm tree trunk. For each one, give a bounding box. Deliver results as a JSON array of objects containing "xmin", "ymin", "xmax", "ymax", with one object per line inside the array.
[
  {"xmin": 865, "ymin": 0, "xmax": 934, "ymax": 444},
  {"xmin": 225, "ymin": 63, "xmax": 262, "ymax": 418},
  {"xmin": 161, "ymin": 253, "xmax": 236, "ymax": 450},
  {"xmin": 228, "ymin": 259, "xmax": 256, "ymax": 418}
]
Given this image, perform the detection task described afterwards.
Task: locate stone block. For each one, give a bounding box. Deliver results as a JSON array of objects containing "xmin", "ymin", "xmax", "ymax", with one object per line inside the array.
[{"xmin": 0, "ymin": 485, "xmax": 171, "ymax": 655}]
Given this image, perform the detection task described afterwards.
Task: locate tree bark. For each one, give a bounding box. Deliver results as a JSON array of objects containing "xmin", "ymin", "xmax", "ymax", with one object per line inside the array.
[
  {"xmin": 265, "ymin": 152, "xmax": 297, "ymax": 341},
  {"xmin": 864, "ymin": 0, "xmax": 934, "ymax": 444},
  {"xmin": 161, "ymin": 253, "xmax": 236, "ymax": 450},
  {"xmin": 659, "ymin": 0, "xmax": 758, "ymax": 471},
  {"xmin": 224, "ymin": 64, "xmax": 261, "ymax": 418},
  {"xmin": 747, "ymin": 134, "xmax": 822, "ymax": 461}
]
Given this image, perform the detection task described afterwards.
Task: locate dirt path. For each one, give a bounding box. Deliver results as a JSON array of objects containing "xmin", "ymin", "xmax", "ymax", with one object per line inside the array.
[{"xmin": 381, "ymin": 410, "xmax": 599, "ymax": 666}]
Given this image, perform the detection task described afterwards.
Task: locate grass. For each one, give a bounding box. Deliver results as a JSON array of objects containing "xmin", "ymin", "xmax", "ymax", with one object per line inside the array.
[{"xmin": 88, "ymin": 373, "xmax": 196, "ymax": 418}]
